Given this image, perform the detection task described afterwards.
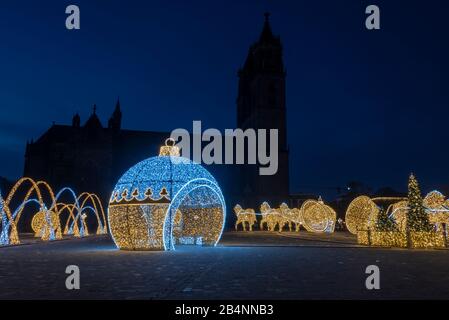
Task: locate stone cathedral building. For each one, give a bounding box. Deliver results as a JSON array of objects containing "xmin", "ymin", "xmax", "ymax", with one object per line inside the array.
[{"xmin": 23, "ymin": 14, "xmax": 290, "ymax": 213}]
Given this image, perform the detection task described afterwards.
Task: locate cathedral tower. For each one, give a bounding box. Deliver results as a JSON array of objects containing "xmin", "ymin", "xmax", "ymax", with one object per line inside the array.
[{"xmin": 236, "ymin": 13, "xmax": 289, "ymax": 206}]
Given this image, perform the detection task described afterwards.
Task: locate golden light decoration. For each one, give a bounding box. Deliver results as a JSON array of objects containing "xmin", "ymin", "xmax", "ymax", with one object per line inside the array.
[
  {"xmin": 279, "ymin": 202, "xmax": 301, "ymax": 232},
  {"xmin": 159, "ymin": 138, "xmax": 180, "ymax": 156},
  {"xmin": 234, "ymin": 200, "xmax": 337, "ymax": 233},
  {"xmin": 233, "ymin": 204, "xmax": 257, "ymax": 231},
  {"xmin": 356, "ymin": 190, "xmax": 449, "ymax": 248},
  {"xmin": 345, "ymin": 196, "xmax": 379, "ymax": 234},
  {"xmin": 421, "ymin": 190, "xmax": 449, "ymax": 231},
  {"xmin": 300, "ymin": 197, "xmax": 336, "ymax": 233},
  {"xmin": 259, "ymin": 202, "xmax": 284, "ymax": 231},
  {"xmin": 31, "ymin": 210, "xmax": 59, "ymax": 239},
  {"xmin": 424, "ymin": 190, "xmax": 446, "ymax": 208},
  {"xmin": 108, "ymin": 139, "xmax": 226, "ymax": 251},
  {"xmin": 357, "ymin": 229, "xmax": 446, "ymax": 248},
  {"xmin": 388, "ymin": 191, "xmax": 449, "ymax": 232},
  {"xmin": 346, "ymin": 196, "xmax": 406, "ymax": 235},
  {"xmin": 0, "ymin": 177, "xmax": 107, "ymax": 245},
  {"xmin": 357, "ymin": 230, "xmax": 408, "ymax": 247},
  {"xmin": 389, "ymin": 200, "xmax": 408, "ymax": 232},
  {"xmin": 63, "ymin": 192, "xmax": 108, "ymax": 236}
]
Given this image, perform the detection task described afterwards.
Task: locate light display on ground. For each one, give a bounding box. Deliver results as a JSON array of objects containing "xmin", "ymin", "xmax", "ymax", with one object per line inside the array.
[
  {"xmin": 108, "ymin": 138, "xmax": 226, "ymax": 251},
  {"xmin": 279, "ymin": 203, "xmax": 300, "ymax": 232},
  {"xmin": 388, "ymin": 191, "xmax": 449, "ymax": 230},
  {"xmin": 0, "ymin": 177, "xmax": 107, "ymax": 245},
  {"xmin": 345, "ymin": 196, "xmax": 380, "ymax": 235},
  {"xmin": 235, "ymin": 199, "xmax": 336, "ymax": 233},
  {"xmin": 233, "ymin": 204, "xmax": 256, "ymax": 231},
  {"xmin": 388, "ymin": 200, "xmax": 408, "ymax": 231},
  {"xmin": 31, "ymin": 209, "xmax": 59, "ymax": 239},
  {"xmin": 300, "ymin": 197, "xmax": 336, "ymax": 233},
  {"xmin": 260, "ymin": 202, "xmax": 284, "ymax": 231},
  {"xmin": 353, "ymin": 175, "xmax": 449, "ymax": 248},
  {"xmin": 423, "ymin": 191, "xmax": 449, "ymax": 229},
  {"xmin": 347, "ymin": 193, "xmax": 449, "ymax": 235}
]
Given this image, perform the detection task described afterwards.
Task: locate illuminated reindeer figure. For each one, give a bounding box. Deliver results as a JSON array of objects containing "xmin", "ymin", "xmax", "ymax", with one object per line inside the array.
[{"xmin": 233, "ymin": 204, "xmax": 257, "ymax": 231}]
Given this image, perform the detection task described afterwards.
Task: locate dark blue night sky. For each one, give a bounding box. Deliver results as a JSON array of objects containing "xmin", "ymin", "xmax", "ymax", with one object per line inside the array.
[{"xmin": 0, "ymin": 0, "xmax": 448, "ymax": 198}]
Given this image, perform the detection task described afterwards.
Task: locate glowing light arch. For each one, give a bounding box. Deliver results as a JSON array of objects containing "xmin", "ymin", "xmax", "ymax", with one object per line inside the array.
[
  {"xmin": 1, "ymin": 177, "xmax": 46, "ymax": 244},
  {"xmin": 0, "ymin": 177, "xmax": 107, "ymax": 246},
  {"xmin": 162, "ymin": 178, "xmax": 226, "ymax": 251},
  {"xmin": 65, "ymin": 192, "xmax": 108, "ymax": 236},
  {"xmin": 2, "ymin": 179, "xmax": 61, "ymax": 242},
  {"xmin": 62, "ymin": 204, "xmax": 81, "ymax": 236}
]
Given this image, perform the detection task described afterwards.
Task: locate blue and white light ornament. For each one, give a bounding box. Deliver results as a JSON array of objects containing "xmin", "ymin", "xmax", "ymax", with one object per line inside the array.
[
  {"xmin": 0, "ymin": 190, "xmax": 7, "ymax": 245},
  {"xmin": 108, "ymin": 138, "xmax": 226, "ymax": 250}
]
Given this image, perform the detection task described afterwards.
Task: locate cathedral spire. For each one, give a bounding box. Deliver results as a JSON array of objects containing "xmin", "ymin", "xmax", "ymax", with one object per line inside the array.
[
  {"xmin": 108, "ymin": 97, "xmax": 122, "ymax": 131},
  {"xmin": 259, "ymin": 12, "xmax": 276, "ymax": 44},
  {"xmin": 114, "ymin": 97, "xmax": 121, "ymax": 113},
  {"xmin": 239, "ymin": 13, "xmax": 283, "ymax": 77}
]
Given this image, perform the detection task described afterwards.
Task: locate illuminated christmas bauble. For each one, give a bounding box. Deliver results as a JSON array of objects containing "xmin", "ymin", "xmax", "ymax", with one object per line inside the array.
[{"xmin": 108, "ymin": 140, "xmax": 226, "ymax": 251}]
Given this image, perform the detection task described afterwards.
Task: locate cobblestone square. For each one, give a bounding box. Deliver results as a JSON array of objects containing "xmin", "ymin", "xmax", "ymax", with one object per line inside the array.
[{"xmin": 1, "ymin": 232, "xmax": 449, "ymax": 299}]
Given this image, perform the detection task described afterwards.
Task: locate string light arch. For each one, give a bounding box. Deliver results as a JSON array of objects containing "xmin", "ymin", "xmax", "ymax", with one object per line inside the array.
[{"xmin": 0, "ymin": 177, "xmax": 107, "ymax": 245}]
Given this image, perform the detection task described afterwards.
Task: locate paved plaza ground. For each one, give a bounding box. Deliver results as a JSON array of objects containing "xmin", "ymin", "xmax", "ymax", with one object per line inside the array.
[{"xmin": 1, "ymin": 231, "xmax": 449, "ymax": 299}]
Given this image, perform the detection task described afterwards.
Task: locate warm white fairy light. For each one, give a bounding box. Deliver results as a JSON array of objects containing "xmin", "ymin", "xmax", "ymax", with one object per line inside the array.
[
  {"xmin": 300, "ymin": 198, "xmax": 336, "ymax": 233},
  {"xmin": 108, "ymin": 139, "xmax": 226, "ymax": 251},
  {"xmin": 234, "ymin": 199, "xmax": 336, "ymax": 233},
  {"xmin": 233, "ymin": 204, "xmax": 257, "ymax": 231},
  {"xmin": 345, "ymin": 196, "xmax": 379, "ymax": 235},
  {"xmin": 0, "ymin": 177, "xmax": 107, "ymax": 245},
  {"xmin": 259, "ymin": 202, "xmax": 284, "ymax": 231},
  {"xmin": 354, "ymin": 177, "xmax": 449, "ymax": 248}
]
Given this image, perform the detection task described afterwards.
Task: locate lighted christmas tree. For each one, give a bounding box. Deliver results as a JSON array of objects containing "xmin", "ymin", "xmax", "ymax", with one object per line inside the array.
[
  {"xmin": 376, "ymin": 206, "xmax": 397, "ymax": 231},
  {"xmin": 406, "ymin": 173, "xmax": 432, "ymax": 232}
]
